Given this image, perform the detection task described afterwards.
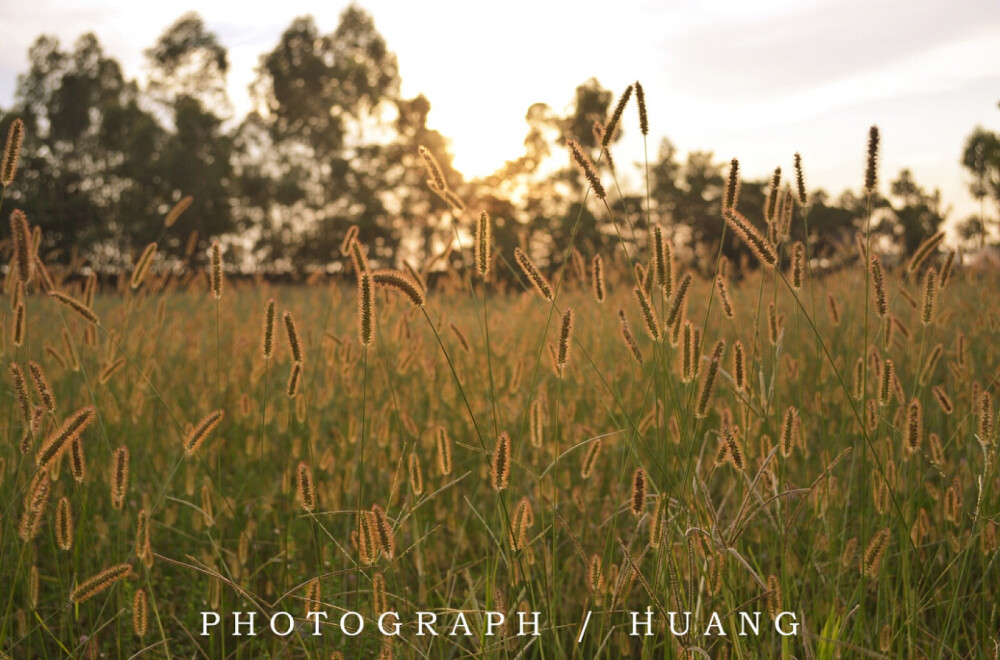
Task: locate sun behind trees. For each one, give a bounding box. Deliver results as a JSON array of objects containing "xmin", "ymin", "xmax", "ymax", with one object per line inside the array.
[{"xmin": 2, "ymin": 5, "xmax": 984, "ymax": 281}]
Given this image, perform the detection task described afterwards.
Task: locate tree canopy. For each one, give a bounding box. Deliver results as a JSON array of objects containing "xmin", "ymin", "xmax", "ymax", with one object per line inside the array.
[{"xmin": 1, "ymin": 5, "xmax": 988, "ymax": 281}]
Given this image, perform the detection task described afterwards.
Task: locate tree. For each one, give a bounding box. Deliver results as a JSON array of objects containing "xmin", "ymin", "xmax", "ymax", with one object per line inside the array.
[
  {"xmin": 960, "ymin": 127, "xmax": 1000, "ymax": 246},
  {"xmin": 10, "ymin": 33, "xmax": 169, "ymax": 266},
  {"xmin": 889, "ymin": 169, "xmax": 946, "ymax": 257},
  {"xmin": 239, "ymin": 6, "xmax": 410, "ymax": 269},
  {"xmin": 145, "ymin": 14, "xmax": 236, "ymax": 261},
  {"xmin": 145, "ymin": 13, "xmax": 231, "ymax": 118}
]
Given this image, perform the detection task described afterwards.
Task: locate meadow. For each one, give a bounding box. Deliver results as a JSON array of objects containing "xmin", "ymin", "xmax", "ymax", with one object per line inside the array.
[{"xmin": 1, "ymin": 107, "xmax": 999, "ymax": 659}]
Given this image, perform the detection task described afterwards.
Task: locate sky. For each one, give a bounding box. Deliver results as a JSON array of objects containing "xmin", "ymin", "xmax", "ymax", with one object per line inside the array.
[{"xmin": 2, "ymin": 0, "xmax": 999, "ymax": 225}]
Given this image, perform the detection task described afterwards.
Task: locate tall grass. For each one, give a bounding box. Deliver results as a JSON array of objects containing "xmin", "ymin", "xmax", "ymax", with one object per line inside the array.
[{"xmin": 1, "ymin": 91, "xmax": 997, "ymax": 659}]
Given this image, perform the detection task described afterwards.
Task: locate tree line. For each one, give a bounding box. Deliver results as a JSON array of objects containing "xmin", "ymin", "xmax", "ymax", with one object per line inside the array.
[{"xmin": 1, "ymin": 4, "xmax": 996, "ymax": 279}]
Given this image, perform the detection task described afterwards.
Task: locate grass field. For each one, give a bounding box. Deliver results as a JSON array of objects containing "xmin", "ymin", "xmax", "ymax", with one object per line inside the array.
[{"xmin": 2, "ymin": 118, "xmax": 999, "ymax": 659}]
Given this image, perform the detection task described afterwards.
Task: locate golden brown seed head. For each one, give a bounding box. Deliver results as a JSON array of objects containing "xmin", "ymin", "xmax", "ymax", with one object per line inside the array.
[
  {"xmin": 766, "ymin": 574, "xmax": 783, "ymax": 618},
  {"xmin": 979, "ymin": 390, "xmax": 994, "ymax": 447},
  {"xmin": 475, "ymin": 211, "xmax": 491, "ymax": 277},
  {"xmin": 765, "ymin": 167, "xmax": 782, "ymax": 223},
  {"xmin": 556, "ymin": 308, "xmax": 574, "ymax": 376},
  {"xmin": 36, "ymin": 406, "xmax": 95, "ymax": 472},
  {"xmin": 618, "ymin": 310, "xmax": 643, "ymax": 365},
  {"xmin": 358, "ymin": 510, "xmax": 378, "ymax": 565},
  {"xmin": 340, "ymin": 225, "xmax": 359, "ymax": 257},
  {"xmin": 436, "ymin": 426, "xmax": 453, "ymax": 476},
  {"xmin": 372, "ymin": 269, "xmax": 425, "ymax": 307},
  {"xmin": 862, "ymin": 527, "xmax": 890, "ymax": 578},
  {"xmin": 635, "ymin": 81, "xmax": 648, "ymax": 136},
  {"xmin": 70, "ymin": 434, "xmax": 86, "ymax": 482},
  {"xmin": 865, "ymin": 126, "xmax": 880, "ymax": 193},
  {"xmin": 1, "ymin": 118, "xmax": 25, "ymax": 186},
  {"xmin": 732, "ymin": 340, "xmax": 745, "ymax": 391},
  {"xmin": 566, "ymin": 139, "xmax": 606, "ymax": 200},
  {"xmin": 603, "ymin": 84, "xmax": 633, "ymax": 148},
  {"xmin": 9, "ymin": 363, "xmax": 31, "ymax": 424},
  {"xmin": 209, "ymin": 241, "xmax": 223, "ymax": 299},
  {"xmin": 630, "ymin": 468, "xmax": 647, "ymax": 516},
  {"xmin": 283, "ymin": 310, "xmax": 303, "ymax": 363},
  {"xmin": 780, "ymin": 407, "xmax": 797, "ymax": 458},
  {"xmin": 358, "ymin": 272, "xmax": 375, "ymax": 346},
  {"xmin": 491, "ymin": 432, "xmax": 511, "ymax": 491},
  {"xmin": 869, "ymin": 255, "xmax": 887, "ymax": 317},
  {"xmin": 903, "ymin": 398, "xmax": 923, "ymax": 454},
  {"xmin": 408, "ymin": 451, "xmax": 424, "ymax": 495},
  {"xmin": 49, "ymin": 291, "xmax": 99, "ymax": 325},
  {"xmin": 587, "ymin": 554, "xmax": 603, "ymax": 593},
  {"xmin": 724, "ymin": 209, "xmax": 777, "ymax": 267},
  {"xmin": 111, "ymin": 446, "xmax": 130, "ymax": 511},
  {"xmin": 130, "ymin": 243, "xmax": 157, "ymax": 290},
  {"xmin": 724, "ymin": 158, "xmax": 741, "ymax": 213},
  {"xmin": 591, "ymin": 254, "xmax": 605, "ymax": 303},
  {"xmin": 164, "ymin": 195, "xmax": 193, "ymax": 228},
  {"xmin": 449, "ymin": 322, "xmax": 470, "ymax": 353},
  {"xmin": 56, "ymin": 496, "xmax": 74, "ymax": 551},
  {"xmin": 581, "ymin": 438, "xmax": 602, "ymax": 479},
  {"xmin": 133, "ymin": 589, "xmax": 148, "ymax": 637},
  {"xmin": 183, "ymin": 410, "xmax": 224, "ymax": 456},
  {"xmin": 696, "ymin": 340, "xmax": 725, "ymax": 418},
  {"xmin": 791, "ymin": 242, "xmax": 805, "ymax": 289},
  {"xmin": 262, "ymin": 299, "xmax": 275, "ymax": 359},
  {"xmin": 634, "ymin": 286, "xmax": 660, "ymax": 340},
  {"xmin": 510, "ymin": 497, "xmax": 533, "ymax": 551},
  {"xmin": 371, "ymin": 504, "xmax": 395, "ymax": 559},
  {"xmin": 418, "ymin": 145, "xmax": 447, "ymax": 192},
  {"xmin": 908, "ymin": 231, "xmax": 945, "ymax": 274},
  {"xmin": 793, "ymin": 152, "xmax": 807, "ymax": 205},
  {"xmin": 10, "ymin": 210, "xmax": 33, "ymax": 284},
  {"xmin": 286, "ymin": 362, "xmax": 303, "ymax": 397},
  {"xmin": 349, "ymin": 237, "xmax": 369, "ymax": 274},
  {"xmin": 297, "ymin": 462, "xmax": 316, "ymax": 511},
  {"xmin": 721, "ymin": 424, "xmax": 745, "ymax": 471},
  {"xmin": 513, "ymin": 247, "xmax": 553, "ymax": 301},
  {"xmin": 715, "ymin": 274, "xmax": 734, "ymax": 319},
  {"xmin": 921, "ymin": 268, "xmax": 938, "ymax": 326},
  {"xmin": 879, "ymin": 359, "xmax": 894, "ymax": 407},
  {"xmin": 69, "ymin": 564, "xmax": 133, "ymax": 604},
  {"xmin": 768, "ymin": 301, "xmax": 779, "ymax": 346},
  {"xmin": 940, "ymin": 250, "xmax": 956, "ymax": 288},
  {"xmin": 651, "ymin": 225, "xmax": 668, "ymax": 289}
]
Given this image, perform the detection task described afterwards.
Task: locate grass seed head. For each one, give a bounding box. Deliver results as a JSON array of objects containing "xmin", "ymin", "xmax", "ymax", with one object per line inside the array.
[
  {"xmin": 862, "ymin": 527, "xmax": 890, "ymax": 578},
  {"xmin": 865, "ymin": 125, "xmax": 880, "ymax": 192},
  {"xmin": 209, "ymin": 241, "xmax": 223, "ymax": 299},
  {"xmin": 635, "ymin": 80, "xmax": 648, "ymax": 136},
  {"xmin": 491, "ymin": 432, "xmax": 511, "ymax": 491},
  {"xmin": 133, "ymin": 589, "xmax": 148, "ymax": 638},
  {"xmin": 514, "ymin": 247, "xmax": 553, "ymax": 301},
  {"xmin": 724, "ymin": 158, "xmax": 741, "ymax": 213},
  {"xmin": 358, "ymin": 272, "xmax": 375, "ymax": 346},
  {"xmin": 566, "ymin": 139, "xmax": 606, "ymax": 200},
  {"xmin": 10, "ymin": 210, "xmax": 33, "ymax": 284},
  {"xmin": 36, "ymin": 406, "xmax": 95, "ymax": 472},
  {"xmin": 475, "ymin": 211, "xmax": 492, "ymax": 278},
  {"xmin": 183, "ymin": 410, "xmax": 224, "ymax": 456},
  {"xmin": 111, "ymin": 446, "xmax": 130, "ymax": 511},
  {"xmin": 372, "ymin": 269, "xmax": 425, "ymax": 307},
  {"xmin": 794, "ymin": 152, "xmax": 807, "ymax": 204},
  {"xmin": 69, "ymin": 564, "xmax": 132, "ymax": 604},
  {"xmin": 603, "ymin": 84, "xmax": 632, "ymax": 148},
  {"xmin": 262, "ymin": 299, "xmax": 276, "ymax": 359},
  {"xmin": 283, "ymin": 310, "xmax": 303, "ymax": 363},
  {"xmin": 1, "ymin": 118, "xmax": 24, "ymax": 186}
]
